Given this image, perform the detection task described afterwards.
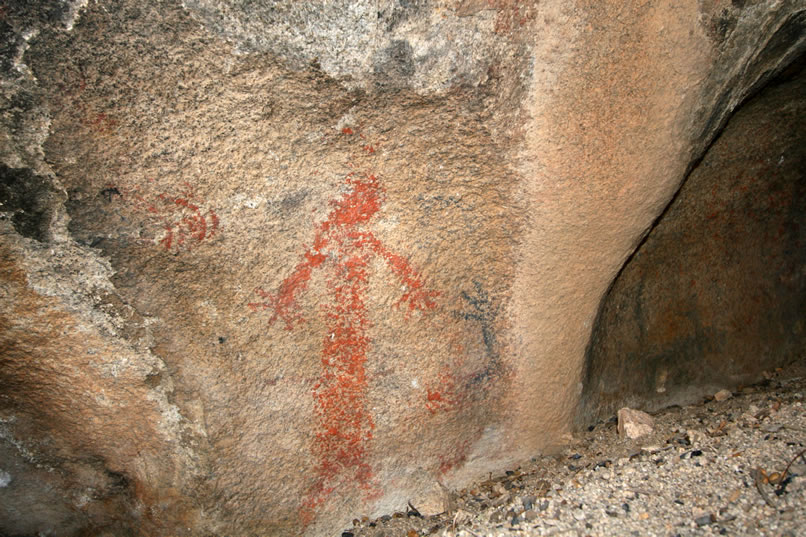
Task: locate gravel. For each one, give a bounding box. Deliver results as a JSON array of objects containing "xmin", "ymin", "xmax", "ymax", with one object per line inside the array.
[{"xmin": 344, "ymin": 367, "xmax": 806, "ymax": 537}]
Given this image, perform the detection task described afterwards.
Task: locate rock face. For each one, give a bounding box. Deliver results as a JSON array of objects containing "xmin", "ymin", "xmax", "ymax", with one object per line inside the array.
[{"xmin": 0, "ymin": 1, "xmax": 803, "ymax": 536}]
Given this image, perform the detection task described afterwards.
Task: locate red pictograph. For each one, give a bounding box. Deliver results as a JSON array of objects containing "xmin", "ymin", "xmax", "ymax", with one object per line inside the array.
[
  {"xmin": 155, "ymin": 190, "xmax": 219, "ymax": 251},
  {"xmin": 107, "ymin": 181, "xmax": 219, "ymax": 252},
  {"xmin": 249, "ymin": 168, "xmax": 439, "ymax": 523}
]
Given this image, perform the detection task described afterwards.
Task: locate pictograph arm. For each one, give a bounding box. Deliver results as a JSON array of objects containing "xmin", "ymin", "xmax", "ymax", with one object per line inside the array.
[{"xmin": 249, "ymin": 236, "xmax": 328, "ymax": 329}]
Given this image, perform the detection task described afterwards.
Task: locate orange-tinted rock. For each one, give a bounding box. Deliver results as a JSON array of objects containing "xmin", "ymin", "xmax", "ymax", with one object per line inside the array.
[{"xmin": 0, "ymin": 1, "xmax": 804, "ymax": 535}]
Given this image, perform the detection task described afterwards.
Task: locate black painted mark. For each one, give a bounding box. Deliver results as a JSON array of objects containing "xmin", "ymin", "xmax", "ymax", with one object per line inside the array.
[
  {"xmin": 454, "ymin": 280, "xmax": 501, "ymax": 384},
  {"xmin": 99, "ymin": 187, "xmax": 122, "ymax": 203}
]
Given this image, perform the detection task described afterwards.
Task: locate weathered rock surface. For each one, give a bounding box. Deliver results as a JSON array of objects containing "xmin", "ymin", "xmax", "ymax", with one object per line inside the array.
[{"xmin": 0, "ymin": 1, "xmax": 804, "ymax": 536}]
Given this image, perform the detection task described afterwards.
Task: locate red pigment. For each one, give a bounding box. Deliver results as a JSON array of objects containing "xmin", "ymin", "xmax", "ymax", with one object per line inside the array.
[
  {"xmin": 111, "ymin": 183, "xmax": 218, "ymax": 251},
  {"xmin": 157, "ymin": 197, "xmax": 218, "ymax": 251},
  {"xmin": 425, "ymin": 368, "xmax": 458, "ymax": 414},
  {"xmin": 250, "ymin": 172, "xmax": 439, "ymax": 524},
  {"xmin": 438, "ymin": 439, "xmax": 471, "ymax": 475}
]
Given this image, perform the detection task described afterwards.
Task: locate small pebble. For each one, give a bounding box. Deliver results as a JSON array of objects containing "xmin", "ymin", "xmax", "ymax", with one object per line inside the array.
[
  {"xmin": 694, "ymin": 513, "xmax": 715, "ymax": 526},
  {"xmin": 714, "ymin": 389, "xmax": 733, "ymax": 401}
]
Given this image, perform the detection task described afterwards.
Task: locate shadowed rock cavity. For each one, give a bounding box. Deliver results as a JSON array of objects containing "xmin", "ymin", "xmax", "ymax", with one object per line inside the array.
[
  {"xmin": 0, "ymin": 1, "xmax": 804, "ymax": 536},
  {"xmin": 0, "ymin": 164, "xmax": 55, "ymax": 241},
  {"xmin": 579, "ymin": 54, "xmax": 806, "ymax": 426}
]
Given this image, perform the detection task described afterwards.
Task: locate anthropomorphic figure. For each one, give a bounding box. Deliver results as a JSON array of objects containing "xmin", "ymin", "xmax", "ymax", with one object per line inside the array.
[{"xmin": 250, "ymin": 172, "xmax": 439, "ymax": 522}]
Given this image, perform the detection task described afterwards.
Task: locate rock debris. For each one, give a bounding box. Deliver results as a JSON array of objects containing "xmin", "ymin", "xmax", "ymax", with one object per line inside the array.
[{"xmin": 345, "ymin": 368, "xmax": 806, "ymax": 537}]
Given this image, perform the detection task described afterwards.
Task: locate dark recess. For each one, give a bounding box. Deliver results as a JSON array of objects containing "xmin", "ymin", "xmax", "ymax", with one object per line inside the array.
[
  {"xmin": 0, "ymin": 165, "xmax": 53, "ymax": 242},
  {"xmin": 576, "ymin": 51, "xmax": 806, "ymax": 430}
]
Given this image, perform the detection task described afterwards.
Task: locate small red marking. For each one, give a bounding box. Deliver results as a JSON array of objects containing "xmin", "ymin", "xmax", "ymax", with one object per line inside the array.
[
  {"xmin": 425, "ymin": 369, "xmax": 458, "ymax": 414},
  {"xmin": 341, "ymin": 127, "xmax": 354, "ymax": 135},
  {"xmin": 427, "ymin": 390, "xmax": 443, "ymax": 403},
  {"xmin": 85, "ymin": 111, "xmax": 118, "ymax": 133},
  {"xmin": 174, "ymin": 198, "xmax": 200, "ymax": 212},
  {"xmin": 158, "ymin": 225, "xmax": 173, "ymax": 250},
  {"xmin": 437, "ymin": 439, "xmax": 471, "ymax": 475},
  {"xmin": 208, "ymin": 211, "xmax": 219, "ymax": 236}
]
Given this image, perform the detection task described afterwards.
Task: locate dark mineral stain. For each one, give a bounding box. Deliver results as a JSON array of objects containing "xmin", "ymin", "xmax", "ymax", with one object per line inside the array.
[{"xmin": 0, "ymin": 164, "xmax": 53, "ymax": 242}]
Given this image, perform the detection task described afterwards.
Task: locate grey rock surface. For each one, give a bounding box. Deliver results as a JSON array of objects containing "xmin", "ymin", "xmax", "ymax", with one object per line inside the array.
[{"xmin": 181, "ymin": 0, "xmax": 526, "ymax": 93}]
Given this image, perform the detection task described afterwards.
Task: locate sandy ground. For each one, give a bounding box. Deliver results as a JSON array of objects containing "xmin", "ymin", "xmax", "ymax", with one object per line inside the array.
[{"xmin": 343, "ymin": 363, "xmax": 806, "ymax": 537}]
